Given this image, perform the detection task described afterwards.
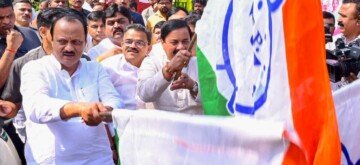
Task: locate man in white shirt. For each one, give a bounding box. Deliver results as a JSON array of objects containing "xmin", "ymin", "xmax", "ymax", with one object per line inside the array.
[
  {"xmin": 102, "ymin": 24, "xmax": 152, "ymax": 109},
  {"xmin": 138, "ymin": 19, "xmax": 202, "ymax": 114},
  {"xmin": 328, "ymin": 0, "xmax": 360, "ymax": 90},
  {"xmin": 20, "ymin": 12, "xmax": 121, "ymax": 164},
  {"xmin": 87, "ymin": 4, "xmax": 131, "ymax": 61}
]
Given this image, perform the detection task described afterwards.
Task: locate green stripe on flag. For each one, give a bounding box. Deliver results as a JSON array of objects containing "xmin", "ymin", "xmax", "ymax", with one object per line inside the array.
[{"xmin": 197, "ymin": 46, "xmax": 230, "ymax": 116}]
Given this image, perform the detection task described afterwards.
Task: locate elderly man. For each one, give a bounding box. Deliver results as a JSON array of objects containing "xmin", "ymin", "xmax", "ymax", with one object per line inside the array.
[
  {"xmin": 87, "ymin": 4, "xmax": 131, "ymax": 61},
  {"xmin": 20, "ymin": 11, "xmax": 121, "ymax": 164},
  {"xmin": 102, "ymin": 24, "xmax": 152, "ymax": 109},
  {"xmin": 138, "ymin": 19, "xmax": 202, "ymax": 114}
]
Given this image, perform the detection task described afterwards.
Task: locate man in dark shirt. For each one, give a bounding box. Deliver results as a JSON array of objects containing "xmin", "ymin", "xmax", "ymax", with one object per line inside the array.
[
  {"xmin": 69, "ymin": 0, "xmax": 91, "ymax": 19},
  {"xmin": 115, "ymin": 0, "xmax": 145, "ymax": 26}
]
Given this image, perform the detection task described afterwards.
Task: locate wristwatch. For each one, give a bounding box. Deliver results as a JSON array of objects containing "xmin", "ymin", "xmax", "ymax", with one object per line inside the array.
[{"xmin": 192, "ymin": 81, "xmax": 198, "ymax": 93}]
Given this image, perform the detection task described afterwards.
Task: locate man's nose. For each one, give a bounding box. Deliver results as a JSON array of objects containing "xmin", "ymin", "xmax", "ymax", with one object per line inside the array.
[{"xmin": 176, "ymin": 42, "xmax": 187, "ymax": 50}]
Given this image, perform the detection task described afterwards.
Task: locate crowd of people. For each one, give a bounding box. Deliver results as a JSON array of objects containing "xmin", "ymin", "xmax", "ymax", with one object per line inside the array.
[
  {"xmin": 2, "ymin": 0, "xmax": 359, "ymax": 164},
  {"xmin": 0, "ymin": 0, "xmax": 206, "ymax": 164}
]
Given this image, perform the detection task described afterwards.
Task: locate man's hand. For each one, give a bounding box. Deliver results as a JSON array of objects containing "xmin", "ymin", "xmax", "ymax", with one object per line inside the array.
[
  {"xmin": 170, "ymin": 73, "xmax": 195, "ymax": 91},
  {"xmin": 162, "ymin": 50, "xmax": 191, "ymax": 81},
  {"xmin": 6, "ymin": 29, "xmax": 24, "ymax": 53},
  {"xmin": 0, "ymin": 100, "xmax": 17, "ymax": 119},
  {"xmin": 79, "ymin": 102, "xmax": 109, "ymax": 126}
]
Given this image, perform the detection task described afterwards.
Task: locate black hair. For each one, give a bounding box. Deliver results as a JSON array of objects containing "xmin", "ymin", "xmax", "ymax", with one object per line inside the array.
[
  {"xmin": 12, "ymin": 0, "xmax": 32, "ymax": 6},
  {"xmin": 50, "ymin": 8, "xmax": 88, "ymax": 40},
  {"xmin": 343, "ymin": 0, "xmax": 360, "ymax": 19},
  {"xmin": 104, "ymin": 3, "xmax": 132, "ymax": 22},
  {"xmin": 192, "ymin": 0, "xmax": 206, "ymax": 6},
  {"xmin": 37, "ymin": 8, "xmax": 66, "ymax": 29},
  {"xmin": 87, "ymin": 11, "xmax": 105, "ymax": 24},
  {"xmin": 168, "ymin": 6, "xmax": 188, "ymax": 17},
  {"xmin": 160, "ymin": 19, "xmax": 192, "ymax": 41},
  {"xmin": 153, "ymin": 21, "xmax": 165, "ymax": 32},
  {"xmin": 129, "ymin": 0, "xmax": 137, "ymax": 11},
  {"xmin": 184, "ymin": 13, "xmax": 201, "ymax": 26},
  {"xmin": 125, "ymin": 24, "xmax": 152, "ymax": 43}
]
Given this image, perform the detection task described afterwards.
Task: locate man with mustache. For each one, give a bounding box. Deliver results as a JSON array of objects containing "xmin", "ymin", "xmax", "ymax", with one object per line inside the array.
[
  {"xmin": 146, "ymin": 0, "xmax": 172, "ymax": 31},
  {"xmin": 138, "ymin": 19, "xmax": 202, "ymax": 114},
  {"xmin": 87, "ymin": 4, "xmax": 131, "ymax": 61},
  {"xmin": 1, "ymin": 8, "xmax": 93, "ymax": 160},
  {"xmin": 20, "ymin": 11, "xmax": 121, "ymax": 164},
  {"xmin": 101, "ymin": 24, "xmax": 151, "ymax": 109},
  {"xmin": 13, "ymin": 0, "xmax": 33, "ymax": 27},
  {"xmin": 0, "ymin": 0, "xmax": 40, "ymax": 163},
  {"xmin": 328, "ymin": 0, "xmax": 360, "ymax": 90}
]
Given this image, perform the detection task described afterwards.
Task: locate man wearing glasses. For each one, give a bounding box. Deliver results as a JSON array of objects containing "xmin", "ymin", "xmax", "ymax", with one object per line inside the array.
[
  {"xmin": 138, "ymin": 19, "xmax": 202, "ymax": 114},
  {"xmin": 101, "ymin": 24, "xmax": 151, "ymax": 109}
]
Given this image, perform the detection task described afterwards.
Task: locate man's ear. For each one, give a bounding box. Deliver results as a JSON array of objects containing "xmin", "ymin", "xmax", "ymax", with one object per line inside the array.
[{"xmin": 38, "ymin": 26, "xmax": 47, "ymax": 39}]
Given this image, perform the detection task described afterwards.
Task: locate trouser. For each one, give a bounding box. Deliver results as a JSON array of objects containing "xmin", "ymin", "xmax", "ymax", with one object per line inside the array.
[{"xmin": 0, "ymin": 128, "xmax": 21, "ymax": 165}]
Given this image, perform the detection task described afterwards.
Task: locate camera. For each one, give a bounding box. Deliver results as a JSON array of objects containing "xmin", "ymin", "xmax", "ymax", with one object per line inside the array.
[
  {"xmin": 326, "ymin": 38, "xmax": 360, "ymax": 82},
  {"xmin": 325, "ymin": 26, "xmax": 333, "ymax": 43}
]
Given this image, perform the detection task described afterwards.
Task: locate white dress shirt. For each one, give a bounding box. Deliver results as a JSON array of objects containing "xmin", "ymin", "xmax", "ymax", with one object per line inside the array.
[
  {"xmin": 20, "ymin": 55, "xmax": 122, "ymax": 164},
  {"xmin": 137, "ymin": 43, "xmax": 203, "ymax": 114},
  {"xmin": 87, "ymin": 38, "xmax": 118, "ymax": 60},
  {"xmin": 101, "ymin": 54, "xmax": 145, "ymax": 109}
]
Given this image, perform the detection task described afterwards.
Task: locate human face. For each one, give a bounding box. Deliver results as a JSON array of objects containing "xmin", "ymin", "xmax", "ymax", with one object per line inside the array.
[
  {"xmin": 194, "ymin": 3, "xmax": 204, "ymax": 14},
  {"xmin": 0, "ymin": 7, "xmax": 15, "ymax": 37},
  {"xmin": 122, "ymin": 29, "xmax": 151, "ymax": 67},
  {"xmin": 88, "ymin": 19, "xmax": 105, "ymax": 43},
  {"xmin": 338, "ymin": 3, "xmax": 360, "ymax": 39},
  {"xmin": 52, "ymin": 18, "xmax": 86, "ymax": 74},
  {"xmin": 161, "ymin": 27, "xmax": 190, "ymax": 59},
  {"xmin": 168, "ymin": 10, "xmax": 187, "ymax": 20},
  {"xmin": 324, "ymin": 18, "xmax": 335, "ymax": 36},
  {"xmin": 39, "ymin": 1, "xmax": 48, "ymax": 11},
  {"xmin": 158, "ymin": 0, "xmax": 172, "ymax": 15},
  {"xmin": 105, "ymin": 13, "xmax": 130, "ymax": 40},
  {"xmin": 115, "ymin": 0, "xmax": 130, "ymax": 8},
  {"xmin": 14, "ymin": 3, "xmax": 32, "ymax": 27},
  {"xmin": 69, "ymin": 0, "xmax": 85, "ymax": 9},
  {"xmin": 152, "ymin": 27, "xmax": 161, "ymax": 44},
  {"xmin": 48, "ymin": 0, "xmax": 68, "ymax": 8},
  {"xmin": 92, "ymin": 4, "xmax": 105, "ymax": 11}
]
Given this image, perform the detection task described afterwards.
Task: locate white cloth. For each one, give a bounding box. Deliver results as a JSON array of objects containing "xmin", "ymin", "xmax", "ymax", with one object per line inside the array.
[
  {"xmin": 87, "ymin": 38, "xmax": 117, "ymax": 60},
  {"xmin": 20, "ymin": 55, "xmax": 122, "ymax": 164},
  {"xmin": 0, "ymin": 129, "xmax": 21, "ymax": 165},
  {"xmin": 82, "ymin": 1, "xmax": 93, "ymax": 12},
  {"xmin": 101, "ymin": 54, "xmax": 145, "ymax": 110},
  {"xmin": 137, "ymin": 43, "xmax": 203, "ymax": 114},
  {"xmin": 84, "ymin": 35, "xmax": 94, "ymax": 53}
]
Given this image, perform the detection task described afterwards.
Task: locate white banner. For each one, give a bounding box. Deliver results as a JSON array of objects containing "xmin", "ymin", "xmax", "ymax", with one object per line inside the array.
[
  {"xmin": 333, "ymin": 80, "xmax": 360, "ymax": 164},
  {"xmin": 112, "ymin": 110, "xmax": 288, "ymax": 164}
]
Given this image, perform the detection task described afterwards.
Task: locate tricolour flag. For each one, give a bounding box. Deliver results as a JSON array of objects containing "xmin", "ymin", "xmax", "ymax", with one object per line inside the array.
[{"xmin": 196, "ymin": 0, "xmax": 341, "ymax": 163}]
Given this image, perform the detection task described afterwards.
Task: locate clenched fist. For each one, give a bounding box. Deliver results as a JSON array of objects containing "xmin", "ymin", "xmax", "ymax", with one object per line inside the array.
[{"xmin": 6, "ymin": 29, "xmax": 23, "ymax": 52}]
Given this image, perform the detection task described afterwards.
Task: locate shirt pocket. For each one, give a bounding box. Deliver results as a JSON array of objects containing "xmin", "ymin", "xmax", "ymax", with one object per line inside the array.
[{"xmin": 79, "ymin": 83, "xmax": 99, "ymax": 102}]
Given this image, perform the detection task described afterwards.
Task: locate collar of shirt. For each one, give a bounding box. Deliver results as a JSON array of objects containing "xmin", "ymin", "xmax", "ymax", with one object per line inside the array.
[
  {"xmin": 48, "ymin": 54, "xmax": 84, "ymax": 78},
  {"xmin": 119, "ymin": 55, "xmax": 139, "ymax": 72},
  {"xmin": 154, "ymin": 10, "xmax": 167, "ymax": 19}
]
